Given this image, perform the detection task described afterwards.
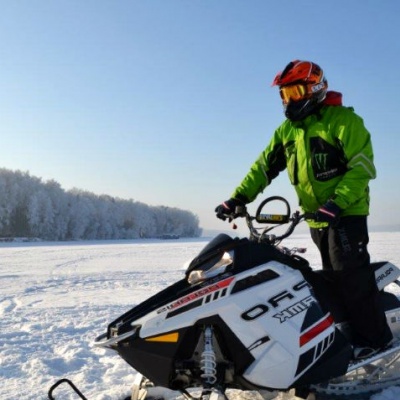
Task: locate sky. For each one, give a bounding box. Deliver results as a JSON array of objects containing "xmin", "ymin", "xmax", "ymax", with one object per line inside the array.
[{"xmin": 0, "ymin": 0, "xmax": 400, "ymax": 232}]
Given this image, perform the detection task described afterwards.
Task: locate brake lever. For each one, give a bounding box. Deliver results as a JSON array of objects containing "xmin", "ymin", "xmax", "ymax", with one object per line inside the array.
[{"xmin": 231, "ymin": 205, "xmax": 250, "ymax": 230}]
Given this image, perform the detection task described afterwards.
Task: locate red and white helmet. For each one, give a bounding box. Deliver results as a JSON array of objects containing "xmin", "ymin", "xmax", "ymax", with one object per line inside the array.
[{"xmin": 272, "ymin": 60, "xmax": 328, "ymax": 121}]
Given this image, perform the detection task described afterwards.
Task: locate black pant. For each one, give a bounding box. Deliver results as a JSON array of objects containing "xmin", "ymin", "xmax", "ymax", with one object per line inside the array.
[{"xmin": 310, "ymin": 216, "xmax": 392, "ymax": 348}]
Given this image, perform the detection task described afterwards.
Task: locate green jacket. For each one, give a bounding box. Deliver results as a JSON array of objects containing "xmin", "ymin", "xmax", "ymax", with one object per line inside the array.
[{"xmin": 232, "ymin": 104, "xmax": 376, "ymax": 228}]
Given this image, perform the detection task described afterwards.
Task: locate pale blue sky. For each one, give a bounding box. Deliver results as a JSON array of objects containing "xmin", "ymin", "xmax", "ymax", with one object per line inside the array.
[{"xmin": 0, "ymin": 1, "xmax": 399, "ymax": 232}]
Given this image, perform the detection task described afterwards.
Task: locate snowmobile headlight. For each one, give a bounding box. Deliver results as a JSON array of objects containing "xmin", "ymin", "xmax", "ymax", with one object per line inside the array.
[{"xmin": 187, "ymin": 251, "xmax": 233, "ymax": 284}]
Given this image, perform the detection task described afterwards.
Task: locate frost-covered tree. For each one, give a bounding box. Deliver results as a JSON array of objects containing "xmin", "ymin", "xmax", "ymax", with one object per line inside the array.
[{"xmin": 0, "ymin": 168, "xmax": 202, "ymax": 241}]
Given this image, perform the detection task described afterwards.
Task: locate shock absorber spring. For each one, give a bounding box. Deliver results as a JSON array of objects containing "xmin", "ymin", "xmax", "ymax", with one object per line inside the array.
[{"xmin": 200, "ymin": 326, "xmax": 217, "ymax": 385}]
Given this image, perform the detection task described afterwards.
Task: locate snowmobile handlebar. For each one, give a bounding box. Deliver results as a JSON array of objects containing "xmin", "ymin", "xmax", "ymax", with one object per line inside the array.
[{"xmin": 233, "ymin": 196, "xmax": 315, "ymax": 245}]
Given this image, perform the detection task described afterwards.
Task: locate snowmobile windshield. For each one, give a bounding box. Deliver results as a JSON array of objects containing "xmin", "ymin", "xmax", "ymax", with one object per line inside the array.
[
  {"xmin": 185, "ymin": 234, "xmax": 237, "ymax": 283},
  {"xmin": 187, "ymin": 250, "xmax": 234, "ymax": 284}
]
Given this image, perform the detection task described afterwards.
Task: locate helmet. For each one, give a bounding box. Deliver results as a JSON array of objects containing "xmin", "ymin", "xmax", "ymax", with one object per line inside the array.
[{"xmin": 272, "ymin": 60, "xmax": 328, "ymax": 121}]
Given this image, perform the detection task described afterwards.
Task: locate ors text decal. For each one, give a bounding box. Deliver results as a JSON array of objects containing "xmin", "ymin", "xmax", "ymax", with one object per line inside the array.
[{"xmin": 241, "ymin": 280, "xmax": 311, "ymax": 321}]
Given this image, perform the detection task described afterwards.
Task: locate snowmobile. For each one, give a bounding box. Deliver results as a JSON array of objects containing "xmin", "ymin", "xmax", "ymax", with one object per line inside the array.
[{"xmin": 48, "ymin": 196, "xmax": 400, "ymax": 400}]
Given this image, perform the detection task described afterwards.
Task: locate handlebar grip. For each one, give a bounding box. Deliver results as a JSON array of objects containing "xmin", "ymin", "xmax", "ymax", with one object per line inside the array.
[
  {"xmin": 234, "ymin": 205, "xmax": 247, "ymax": 217},
  {"xmin": 303, "ymin": 212, "xmax": 316, "ymax": 220}
]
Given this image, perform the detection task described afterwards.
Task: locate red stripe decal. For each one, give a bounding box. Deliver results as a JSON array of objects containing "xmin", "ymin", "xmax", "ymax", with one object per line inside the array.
[
  {"xmin": 299, "ymin": 314, "xmax": 334, "ymax": 347},
  {"xmin": 169, "ymin": 276, "xmax": 235, "ymax": 310}
]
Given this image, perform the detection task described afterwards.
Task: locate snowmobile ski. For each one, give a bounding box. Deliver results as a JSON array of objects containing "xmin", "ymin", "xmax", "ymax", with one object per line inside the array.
[{"xmin": 48, "ymin": 378, "xmax": 88, "ymax": 400}]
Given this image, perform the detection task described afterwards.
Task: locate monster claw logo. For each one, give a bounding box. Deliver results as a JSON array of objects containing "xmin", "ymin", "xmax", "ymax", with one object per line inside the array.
[
  {"xmin": 314, "ymin": 153, "xmax": 328, "ymax": 170},
  {"xmin": 310, "ymin": 138, "xmax": 347, "ymax": 181}
]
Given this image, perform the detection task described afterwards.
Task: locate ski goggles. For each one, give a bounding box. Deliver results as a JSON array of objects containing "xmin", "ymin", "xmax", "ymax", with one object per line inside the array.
[
  {"xmin": 279, "ymin": 84, "xmax": 309, "ymax": 104},
  {"xmin": 279, "ymin": 81, "xmax": 326, "ymax": 104}
]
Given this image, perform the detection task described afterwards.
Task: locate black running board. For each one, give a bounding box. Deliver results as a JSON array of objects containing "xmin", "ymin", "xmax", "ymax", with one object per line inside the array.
[{"xmin": 347, "ymin": 340, "xmax": 400, "ymax": 372}]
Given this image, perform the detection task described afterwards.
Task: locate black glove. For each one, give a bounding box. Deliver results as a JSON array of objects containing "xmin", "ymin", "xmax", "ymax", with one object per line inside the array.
[
  {"xmin": 215, "ymin": 198, "xmax": 244, "ymax": 221},
  {"xmin": 314, "ymin": 200, "xmax": 341, "ymax": 226}
]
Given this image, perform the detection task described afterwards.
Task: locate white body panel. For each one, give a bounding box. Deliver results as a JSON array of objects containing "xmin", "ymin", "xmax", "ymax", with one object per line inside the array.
[{"xmin": 136, "ymin": 261, "xmax": 335, "ymax": 388}]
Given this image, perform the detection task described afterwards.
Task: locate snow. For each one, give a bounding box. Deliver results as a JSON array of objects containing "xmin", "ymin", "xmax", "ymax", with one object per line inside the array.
[{"xmin": 1, "ymin": 232, "xmax": 400, "ymax": 400}]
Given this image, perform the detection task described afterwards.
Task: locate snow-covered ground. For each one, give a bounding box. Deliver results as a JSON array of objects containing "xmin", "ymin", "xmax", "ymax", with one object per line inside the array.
[{"xmin": 1, "ymin": 232, "xmax": 400, "ymax": 400}]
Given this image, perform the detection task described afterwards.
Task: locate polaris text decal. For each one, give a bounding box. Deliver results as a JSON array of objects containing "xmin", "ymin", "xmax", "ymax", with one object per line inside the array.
[{"xmin": 376, "ymin": 265, "xmax": 394, "ymax": 284}]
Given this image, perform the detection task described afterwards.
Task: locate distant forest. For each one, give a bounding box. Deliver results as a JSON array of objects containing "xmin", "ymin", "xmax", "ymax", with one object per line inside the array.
[{"xmin": 0, "ymin": 168, "xmax": 201, "ymax": 241}]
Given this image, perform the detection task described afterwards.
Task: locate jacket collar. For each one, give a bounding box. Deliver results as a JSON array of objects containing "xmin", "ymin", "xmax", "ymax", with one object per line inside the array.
[
  {"xmin": 287, "ymin": 90, "xmax": 344, "ymax": 128},
  {"xmin": 323, "ymin": 91, "xmax": 343, "ymax": 106}
]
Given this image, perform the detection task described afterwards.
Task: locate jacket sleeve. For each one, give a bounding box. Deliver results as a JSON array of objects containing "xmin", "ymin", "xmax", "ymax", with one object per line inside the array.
[
  {"xmin": 232, "ymin": 129, "xmax": 287, "ymax": 203},
  {"xmin": 332, "ymin": 112, "xmax": 376, "ymax": 210}
]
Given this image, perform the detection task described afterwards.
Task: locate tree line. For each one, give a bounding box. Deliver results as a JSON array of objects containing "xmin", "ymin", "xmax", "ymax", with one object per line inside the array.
[{"xmin": 0, "ymin": 168, "xmax": 201, "ymax": 241}]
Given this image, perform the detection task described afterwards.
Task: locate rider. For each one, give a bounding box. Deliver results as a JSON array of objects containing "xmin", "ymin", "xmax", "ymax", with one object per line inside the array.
[{"xmin": 215, "ymin": 60, "xmax": 393, "ymax": 360}]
